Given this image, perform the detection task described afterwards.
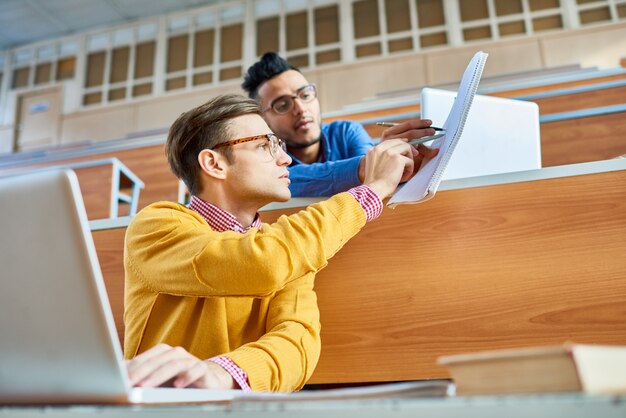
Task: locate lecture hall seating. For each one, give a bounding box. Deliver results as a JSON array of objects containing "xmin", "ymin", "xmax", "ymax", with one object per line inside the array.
[
  {"xmin": 0, "ymin": 157, "xmax": 143, "ymax": 220},
  {"xmin": 4, "ymin": 65, "xmax": 626, "ymax": 213}
]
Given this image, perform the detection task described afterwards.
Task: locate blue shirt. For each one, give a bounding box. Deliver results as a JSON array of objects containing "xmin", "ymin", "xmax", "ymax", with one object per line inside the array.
[{"xmin": 287, "ymin": 120, "xmax": 374, "ymax": 197}]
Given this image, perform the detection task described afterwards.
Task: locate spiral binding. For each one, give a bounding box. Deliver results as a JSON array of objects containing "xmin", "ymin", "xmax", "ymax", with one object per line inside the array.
[{"xmin": 429, "ymin": 52, "xmax": 489, "ymax": 192}]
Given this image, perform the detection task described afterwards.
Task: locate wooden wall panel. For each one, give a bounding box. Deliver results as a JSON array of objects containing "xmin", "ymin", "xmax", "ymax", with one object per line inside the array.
[
  {"xmin": 323, "ymin": 103, "xmax": 421, "ymax": 124},
  {"xmin": 532, "ymin": 85, "xmax": 626, "ymax": 115},
  {"xmin": 93, "ymin": 227, "xmax": 127, "ymax": 345},
  {"xmin": 488, "ymin": 72, "xmax": 626, "ymax": 98},
  {"xmin": 305, "ymin": 169, "xmax": 626, "ymax": 382},
  {"xmin": 540, "ymin": 113, "xmax": 626, "ymax": 166}
]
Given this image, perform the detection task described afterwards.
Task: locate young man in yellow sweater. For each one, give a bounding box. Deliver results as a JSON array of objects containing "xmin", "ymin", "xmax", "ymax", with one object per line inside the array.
[{"xmin": 124, "ymin": 94, "xmax": 435, "ymax": 392}]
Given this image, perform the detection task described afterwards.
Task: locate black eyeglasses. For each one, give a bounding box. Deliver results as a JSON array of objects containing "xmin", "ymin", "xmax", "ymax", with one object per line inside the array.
[
  {"xmin": 211, "ymin": 133, "xmax": 287, "ymax": 159},
  {"xmin": 265, "ymin": 84, "xmax": 317, "ymax": 114}
]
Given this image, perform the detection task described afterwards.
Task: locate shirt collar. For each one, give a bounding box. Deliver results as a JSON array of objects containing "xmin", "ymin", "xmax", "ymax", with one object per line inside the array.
[{"xmin": 188, "ymin": 195, "xmax": 262, "ymax": 233}]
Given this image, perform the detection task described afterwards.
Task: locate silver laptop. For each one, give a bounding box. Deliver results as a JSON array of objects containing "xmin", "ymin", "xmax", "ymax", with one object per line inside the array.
[
  {"xmin": 421, "ymin": 87, "xmax": 542, "ymax": 180},
  {"xmin": 0, "ymin": 170, "xmax": 237, "ymax": 404}
]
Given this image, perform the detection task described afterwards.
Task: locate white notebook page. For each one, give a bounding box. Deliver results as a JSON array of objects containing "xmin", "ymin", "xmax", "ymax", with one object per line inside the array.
[{"xmin": 388, "ymin": 51, "xmax": 488, "ymax": 206}]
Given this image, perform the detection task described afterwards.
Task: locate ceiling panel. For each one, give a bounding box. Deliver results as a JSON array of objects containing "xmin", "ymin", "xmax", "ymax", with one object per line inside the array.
[{"xmin": 0, "ymin": 0, "xmax": 225, "ymax": 51}]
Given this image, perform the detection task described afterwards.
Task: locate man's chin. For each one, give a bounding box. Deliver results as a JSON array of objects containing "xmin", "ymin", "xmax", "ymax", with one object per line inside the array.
[
  {"xmin": 276, "ymin": 190, "xmax": 291, "ymax": 202},
  {"xmin": 287, "ymin": 135, "xmax": 321, "ymax": 149}
]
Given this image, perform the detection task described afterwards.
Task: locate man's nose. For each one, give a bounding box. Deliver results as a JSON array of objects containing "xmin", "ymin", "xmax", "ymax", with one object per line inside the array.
[
  {"xmin": 276, "ymin": 146, "xmax": 292, "ymax": 166},
  {"xmin": 291, "ymin": 97, "xmax": 306, "ymax": 115}
]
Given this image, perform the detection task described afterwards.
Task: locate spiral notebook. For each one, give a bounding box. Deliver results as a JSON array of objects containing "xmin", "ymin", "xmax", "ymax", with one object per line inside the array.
[{"xmin": 388, "ymin": 51, "xmax": 488, "ymax": 207}]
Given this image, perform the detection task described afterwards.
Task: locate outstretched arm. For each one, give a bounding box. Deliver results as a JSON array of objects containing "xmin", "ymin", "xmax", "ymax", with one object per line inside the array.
[
  {"xmin": 287, "ymin": 156, "xmax": 363, "ymax": 196},
  {"xmin": 287, "ymin": 121, "xmax": 374, "ymax": 197},
  {"xmin": 125, "ymin": 193, "xmax": 367, "ymax": 298}
]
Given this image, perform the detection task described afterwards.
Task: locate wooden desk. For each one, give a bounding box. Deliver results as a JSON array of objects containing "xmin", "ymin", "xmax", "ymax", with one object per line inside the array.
[
  {"xmin": 2, "ymin": 393, "xmax": 626, "ymax": 417},
  {"xmin": 91, "ymin": 159, "xmax": 626, "ymax": 384}
]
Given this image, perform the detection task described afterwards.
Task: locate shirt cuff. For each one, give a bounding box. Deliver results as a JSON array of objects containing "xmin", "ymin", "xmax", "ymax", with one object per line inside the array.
[
  {"xmin": 347, "ymin": 185, "xmax": 383, "ymax": 222},
  {"xmin": 208, "ymin": 356, "xmax": 251, "ymax": 392}
]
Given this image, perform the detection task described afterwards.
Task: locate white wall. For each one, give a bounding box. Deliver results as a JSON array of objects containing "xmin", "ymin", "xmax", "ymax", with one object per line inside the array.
[{"xmin": 0, "ymin": 125, "xmax": 13, "ymax": 154}]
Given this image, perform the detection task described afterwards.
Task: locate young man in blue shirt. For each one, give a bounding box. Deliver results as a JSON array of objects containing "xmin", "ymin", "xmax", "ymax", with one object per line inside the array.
[{"xmin": 242, "ymin": 52, "xmax": 437, "ymax": 197}]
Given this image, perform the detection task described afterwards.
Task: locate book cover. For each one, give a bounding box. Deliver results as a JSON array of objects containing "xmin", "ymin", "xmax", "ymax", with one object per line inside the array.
[{"xmin": 438, "ymin": 343, "xmax": 626, "ymax": 396}]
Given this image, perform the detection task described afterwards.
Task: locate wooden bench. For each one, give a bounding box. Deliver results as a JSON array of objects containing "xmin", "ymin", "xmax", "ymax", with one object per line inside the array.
[
  {"xmin": 540, "ymin": 107, "xmax": 626, "ymax": 166},
  {"xmin": 516, "ymin": 82, "xmax": 626, "ymax": 115},
  {"xmin": 91, "ymin": 158, "xmax": 626, "ymax": 383},
  {"xmin": 326, "ymin": 69, "xmax": 626, "ymax": 126},
  {"xmin": 4, "ymin": 70, "xmax": 626, "ymax": 223},
  {"xmin": 350, "ymin": 85, "xmax": 626, "ymax": 169},
  {"xmin": 487, "ymin": 71, "xmax": 626, "ymax": 99}
]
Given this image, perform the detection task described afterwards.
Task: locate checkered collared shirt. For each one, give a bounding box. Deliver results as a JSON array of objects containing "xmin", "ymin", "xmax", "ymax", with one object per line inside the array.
[{"xmin": 188, "ymin": 185, "xmax": 382, "ymax": 391}]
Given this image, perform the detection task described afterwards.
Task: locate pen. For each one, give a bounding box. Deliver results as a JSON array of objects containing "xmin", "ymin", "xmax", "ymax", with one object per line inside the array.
[
  {"xmin": 376, "ymin": 122, "xmax": 445, "ymax": 131},
  {"xmin": 407, "ymin": 132, "xmax": 445, "ymax": 146}
]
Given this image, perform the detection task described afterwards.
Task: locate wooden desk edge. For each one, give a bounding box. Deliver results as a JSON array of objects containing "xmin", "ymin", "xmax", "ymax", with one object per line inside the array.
[{"xmin": 89, "ymin": 158, "xmax": 626, "ymax": 231}]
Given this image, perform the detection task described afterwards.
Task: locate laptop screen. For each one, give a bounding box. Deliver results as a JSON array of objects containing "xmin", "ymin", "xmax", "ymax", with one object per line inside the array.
[
  {"xmin": 421, "ymin": 87, "xmax": 542, "ymax": 180},
  {"xmin": 0, "ymin": 170, "xmax": 130, "ymax": 403}
]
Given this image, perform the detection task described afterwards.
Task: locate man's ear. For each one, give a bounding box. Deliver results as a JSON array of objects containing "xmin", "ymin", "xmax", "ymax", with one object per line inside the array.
[{"xmin": 198, "ymin": 149, "xmax": 228, "ymax": 180}]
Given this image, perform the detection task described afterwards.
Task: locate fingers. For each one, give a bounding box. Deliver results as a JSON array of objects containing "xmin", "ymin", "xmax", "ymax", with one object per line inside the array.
[
  {"xmin": 382, "ymin": 119, "xmax": 434, "ymax": 141},
  {"xmin": 415, "ymin": 143, "xmax": 440, "ymax": 159},
  {"xmin": 410, "ymin": 144, "xmax": 440, "ymax": 177},
  {"xmin": 128, "ymin": 344, "xmax": 202, "ymax": 388},
  {"xmin": 173, "ymin": 360, "xmax": 211, "ymax": 388},
  {"xmin": 400, "ymin": 158, "xmax": 415, "ymax": 183},
  {"xmin": 363, "ymin": 139, "xmax": 415, "ymax": 199},
  {"xmin": 126, "ymin": 343, "xmax": 173, "ymax": 383},
  {"xmin": 391, "ymin": 128, "xmax": 436, "ymax": 141},
  {"xmin": 385, "ymin": 119, "xmax": 432, "ymax": 134},
  {"xmin": 373, "ymin": 137, "xmax": 413, "ymax": 156},
  {"xmin": 127, "ymin": 345, "xmax": 235, "ymax": 390}
]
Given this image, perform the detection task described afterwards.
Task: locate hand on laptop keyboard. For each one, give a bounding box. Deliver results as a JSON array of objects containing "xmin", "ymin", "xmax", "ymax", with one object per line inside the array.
[{"xmin": 126, "ymin": 343, "xmax": 235, "ymax": 389}]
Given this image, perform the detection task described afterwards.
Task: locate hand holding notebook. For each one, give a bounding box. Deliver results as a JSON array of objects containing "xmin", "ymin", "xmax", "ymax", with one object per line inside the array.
[{"xmin": 388, "ymin": 51, "xmax": 488, "ymax": 207}]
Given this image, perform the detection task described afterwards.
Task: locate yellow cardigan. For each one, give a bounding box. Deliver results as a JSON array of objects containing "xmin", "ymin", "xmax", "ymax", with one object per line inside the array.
[{"xmin": 123, "ymin": 192, "xmax": 366, "ymax": 392}]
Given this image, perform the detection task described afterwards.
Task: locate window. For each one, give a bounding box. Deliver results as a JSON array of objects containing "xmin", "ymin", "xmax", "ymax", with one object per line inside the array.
[
  {"xmin": 34, "ymin": 63, "xmax": 52, "ymax": 85},
  {"xmin": 287, "ymin": 11, "xmax": 308, "ymax": 51},
  {"xmin": 56, "ymin": 57, "xmax": 76, "ymax": 81},
  {"xmin": 453, "ymin": 0, "xmax": 563, "ymax": 39},
  {"xmin": 165, "ymin": 33, "xmax": 188, "ymax": 91},
  {"xmin": 314, "ymin": 4, "xmax": 341, "ymax": 64},
  {"xmin": 253, "ymin": 1, "xmax": 341, "ymax": 69},
  {"xmin": 164, "ymin": 5, "xmax": 245, "ymax": 90},
  {"xmin": 134, "ymin": 41, "xmax": 155, "ymax": 95},
  {"xmin": 86, "ymin": 52, "xmax": 106, "ymax": 88},
  {"xmin": 8, "ymin": 42, "xmax": 76, "ymax": 91},
  {"xmin": 576, "ymin": 0, "xmax": 616, "ymax": 26},
  {"xmin": 6, "ymin": 0, "xmax": 622, "ymax": 112},
  {"xmin": 12, "ymin": 67, "xmax": 30, "ymax": 89},
  {"xmin": 219, "ymin": 23, "xmax": 243, "ymax": 81},
  {"xmin": 416, "ymin": 0, "xmax": 447, "ymax": 48},
  {"xmin": 385, "ymin": 0, "xmax": 413, "ymax": 52},
  {"xmin": 83, "ymin": 25, "xmax": 157, "ymax": 106},
  {"xmin": 353, "ymin": 0, "xmax": 381, "ymax": 58},
  {"xmin": 256, "ymin": 16, "xmax": 280, "ymax": 56}
]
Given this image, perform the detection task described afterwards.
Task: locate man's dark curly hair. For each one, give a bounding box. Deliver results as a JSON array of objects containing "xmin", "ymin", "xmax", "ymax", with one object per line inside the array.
[{"xmin": 242, "ymin": 52, "xmax": 300, "ymax": 100}]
